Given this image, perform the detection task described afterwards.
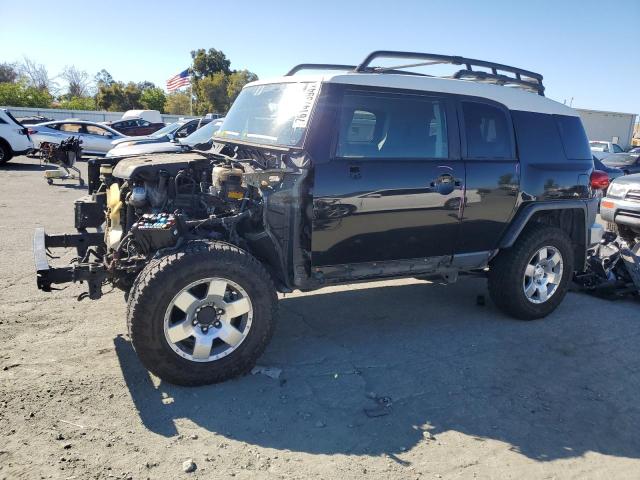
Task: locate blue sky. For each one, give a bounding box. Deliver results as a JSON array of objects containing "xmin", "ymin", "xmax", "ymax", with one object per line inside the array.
[{"xmin": 1, "ymin": 0, "xmax": 638, "ymax": 114}]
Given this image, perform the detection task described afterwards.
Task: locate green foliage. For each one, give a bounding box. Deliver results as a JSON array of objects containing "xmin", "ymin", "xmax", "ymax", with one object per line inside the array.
[
  {"xmin": 190, "ymin": 48, "xmax": 231, "ymax": 79},
  {"xmin": 0, "ymin": 81, "xmax": 52, "ymax": 108},
  {"xmin": 195, "ymin": 72, "xmax": 229, "ymax": 114},
  {"xmin": 140, "ymin": 87, "xmax": 166, "ymax": 113},
  {"xmin": 58, "ymin": 96, "xmax": 96, "ymax": 111},
  {"xmin": 164, "ymin": 92, "xmax": 191, "ymax": 115}
]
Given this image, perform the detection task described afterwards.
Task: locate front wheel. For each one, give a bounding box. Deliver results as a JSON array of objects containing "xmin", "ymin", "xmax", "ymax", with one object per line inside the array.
[
  {"xmin": 127, "ymin": 241, "xmax": 278, "ymax": 386},
  {"xmin": 488, "ymin": 224, "xmax": 574, "ymax": 320}
]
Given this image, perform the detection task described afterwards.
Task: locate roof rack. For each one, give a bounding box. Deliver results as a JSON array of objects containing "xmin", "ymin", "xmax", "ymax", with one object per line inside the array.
[
  {"xmin": 285, "ymin": 64, "xmax": 356, "ymax": 76},
  {"xmin": 285, "ymin": 63, "xmax": 428, "ymax": 77},
  {"xmin": 286, "ymin": 50, "xmax": 545, "ymax": 96}
]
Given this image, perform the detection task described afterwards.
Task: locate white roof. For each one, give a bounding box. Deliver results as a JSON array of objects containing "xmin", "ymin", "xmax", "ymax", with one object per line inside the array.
[{"xmin": 247, "ymin": 73, "xmax": 579, "ymax": 117}]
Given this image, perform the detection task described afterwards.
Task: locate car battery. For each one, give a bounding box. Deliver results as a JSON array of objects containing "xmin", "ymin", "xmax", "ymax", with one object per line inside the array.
[{"xmin": 131, "ymin": 213, "xmax": 183, "ymax": 254}]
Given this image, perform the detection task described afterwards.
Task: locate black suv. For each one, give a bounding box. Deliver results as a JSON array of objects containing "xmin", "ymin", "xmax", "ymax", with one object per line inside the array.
[{"xmin": 34, "ymin": 51, "xmax": 605, "ymax": 386}]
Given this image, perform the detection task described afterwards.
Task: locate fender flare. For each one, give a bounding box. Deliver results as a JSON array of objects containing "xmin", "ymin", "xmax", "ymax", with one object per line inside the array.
[{"xmin": 499, "ymin": 199, "xmax": 596, "ymax": 249}]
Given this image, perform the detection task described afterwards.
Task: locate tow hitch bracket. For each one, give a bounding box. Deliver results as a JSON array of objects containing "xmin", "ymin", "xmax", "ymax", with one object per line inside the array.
[{"xmin": 34, "ymin": 227, "xmax": 106, "ymax": 299}]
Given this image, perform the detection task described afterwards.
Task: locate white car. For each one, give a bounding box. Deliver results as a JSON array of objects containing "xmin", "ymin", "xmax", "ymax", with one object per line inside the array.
[
  {"xmin": 107, "ymin": 118, "xmax": 224, "ymax": 157},
  {"xmin": 590, "ymin": 140, "xmax": 625, "ymax": 160},
  {"xmin": 29, "ymin": 120, "xmax": 125, "ymax": 156},
  {"xmin": 0, "ymin": 109, "xmax": 34, "ymax": 164}
]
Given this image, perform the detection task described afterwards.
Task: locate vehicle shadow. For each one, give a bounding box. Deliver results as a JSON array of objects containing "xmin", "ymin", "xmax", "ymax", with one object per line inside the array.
[
  {"xmin": 114, "ymin": 279, "xmax": 640, "ymax": 461},
  {"xmin": 0, "ymin": 162, "xmax": 57, "ymax": 171}
]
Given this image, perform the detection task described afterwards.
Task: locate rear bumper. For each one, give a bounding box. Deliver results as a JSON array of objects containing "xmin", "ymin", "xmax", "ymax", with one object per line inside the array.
[{"xmin": 34, "ymin": 227, "xmax": 106, "ymax": 299}]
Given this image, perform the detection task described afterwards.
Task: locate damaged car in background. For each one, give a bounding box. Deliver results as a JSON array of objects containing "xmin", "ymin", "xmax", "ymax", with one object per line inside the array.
[
  {"xmin": 574, "ymin": 173, "xmax": 640, "ymax": 297},
  {"xmin": 35, "ymin": 51, "xmax": 616, "ymax": 386}
]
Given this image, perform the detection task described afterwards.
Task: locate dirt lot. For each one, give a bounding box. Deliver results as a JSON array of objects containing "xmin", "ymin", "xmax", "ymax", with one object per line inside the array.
[{"xmin": 1, "ymin": 156, "xmax": 640, "ymax": 480}]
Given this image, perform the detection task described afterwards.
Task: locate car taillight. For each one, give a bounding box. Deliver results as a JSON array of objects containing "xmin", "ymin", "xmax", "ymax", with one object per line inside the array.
[{"xmin": 590, "ymin": 170, "xmax": 610, "ymax": 191}]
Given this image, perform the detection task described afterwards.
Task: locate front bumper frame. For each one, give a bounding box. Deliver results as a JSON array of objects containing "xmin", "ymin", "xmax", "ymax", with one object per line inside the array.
[{"xmin": 34, "ymin": 227, "xmax": 107, "ymax": 299}]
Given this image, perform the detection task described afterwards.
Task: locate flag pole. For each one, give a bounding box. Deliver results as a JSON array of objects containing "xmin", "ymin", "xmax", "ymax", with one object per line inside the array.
[{"xmin": 189, "ymin": 82, "xmax": 193, "ymax": 116}]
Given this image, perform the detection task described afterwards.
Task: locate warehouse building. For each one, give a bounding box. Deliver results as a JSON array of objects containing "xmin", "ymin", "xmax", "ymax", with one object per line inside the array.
[{"xmin": 576, "ymin": 108, "xmax": 637, "ymax": 148}]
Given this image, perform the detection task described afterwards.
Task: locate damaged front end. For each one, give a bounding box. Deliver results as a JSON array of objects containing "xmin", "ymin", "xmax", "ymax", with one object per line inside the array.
[
  {"xmin": 34, "ymin": 145, "xmax": 313, "ymax": 301},
  {"xmin": 574, "ymin": 231, "xmax": 640, "ymax": 298}
]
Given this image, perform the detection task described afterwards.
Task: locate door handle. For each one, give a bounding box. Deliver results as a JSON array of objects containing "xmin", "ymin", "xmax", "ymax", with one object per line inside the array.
[
  {"xmin": 430, "ymin": 173, "xmax": 458, "ymax": 195},
  {"xmin": 349, "ymin": 165, "xmax": 361, "ymax": 179}
]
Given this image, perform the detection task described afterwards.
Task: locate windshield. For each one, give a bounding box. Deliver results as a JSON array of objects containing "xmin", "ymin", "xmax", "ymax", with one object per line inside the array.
[
  {"xmin": 214, "ymin": 82, "xmax": 320, "ymax": 148},
  {"xmin": 152, "ymin": 122, "xmax": 183, "ymax": 138},
  {"xmin": 182, "ymin": 119, "xmax": 224, "ymax": 147}
]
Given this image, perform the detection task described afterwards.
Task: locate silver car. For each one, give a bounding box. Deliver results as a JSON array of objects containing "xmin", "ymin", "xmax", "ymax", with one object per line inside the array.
[
  {"xmin": 30, "ymin": 120, "xmax": 125, "ymax": 156},
  {"xmin": 106, "ymin": 118, "xmax": 224, "ymax": 157}
]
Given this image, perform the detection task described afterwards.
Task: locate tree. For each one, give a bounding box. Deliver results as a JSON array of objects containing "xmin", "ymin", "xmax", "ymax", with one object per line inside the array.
[
  {"xmin": 20, "ymin": 57, "xmax": 55, "ymax": 91},
  {"xmin": 0, "ymin": 63, "xmax": 18, "ymax": 83},
  {"xmin": 227, "ymin": 69, "xmax": 258, "ymax": 105},
  {"xmin": 0, "ymin": 81, "xmax": 52, "ymax": 107},
  {"xmin": 95, "ymin": 80, "xmax": 160, "ymax": 111},
  {"xmin": 95, "ymin": 69, "xmax": 114, "ymax": 87},
  {"xmin": 165, "ymin": 91, "xmax": 191, "ymax": 115},
  {"xmin": 195, "ymin": 72, "xmax": 229, "ymax": 114},
  {"xmin": 61, "ymin": 65, "xmax": 91, "ymax": 98},
  {"xmin": 190, "ymin": 48, "xmax": 231, "ymax": 80},
  {"xmin": 140, "ymin": 87, "xmax": 166, "ymax": 112},
  {"xmin": 136, "ymin": 80, "xmax": 155, "ymax": 92}
]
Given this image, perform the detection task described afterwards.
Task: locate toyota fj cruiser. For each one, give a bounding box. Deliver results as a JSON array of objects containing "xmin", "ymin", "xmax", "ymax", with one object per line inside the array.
[{"xmin": 35, "ymin": 51, "xmax": 606, "ymax": 386}]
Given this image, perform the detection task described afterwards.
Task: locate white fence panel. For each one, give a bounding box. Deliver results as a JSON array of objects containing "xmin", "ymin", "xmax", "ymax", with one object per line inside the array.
[{"xmin": 1, "ymin": 106, "xmax": 198, "ymax": 124}]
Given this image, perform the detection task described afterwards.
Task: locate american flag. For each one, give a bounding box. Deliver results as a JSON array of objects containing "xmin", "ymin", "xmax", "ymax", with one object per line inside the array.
[{"xmin": 166, "ymin": 69, "xmax": 191, "ymax": 92}]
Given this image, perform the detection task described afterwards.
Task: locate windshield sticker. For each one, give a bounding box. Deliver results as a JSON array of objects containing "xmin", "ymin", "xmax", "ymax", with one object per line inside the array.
[{"xmin": 292, "ymin": 82, "xmax": 319, "ymax": 129}]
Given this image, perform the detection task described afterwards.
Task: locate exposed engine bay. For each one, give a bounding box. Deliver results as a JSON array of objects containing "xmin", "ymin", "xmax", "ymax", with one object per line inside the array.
[{"xmin": 36, "ymin": 148, "xmax": 313, "ymax": 299}]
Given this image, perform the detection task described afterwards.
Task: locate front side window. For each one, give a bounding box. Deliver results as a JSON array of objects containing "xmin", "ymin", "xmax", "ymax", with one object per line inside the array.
[
  {"xmin": 613, "ymin": 144, "xmax": 623, "ymax": 153},
  {"xmin": 215, "ymin": 82, "xmax": 320, "ymax": 148},
  {"xmin": 336, "ymin": 93, "xmax": 448, "ymax": 159},
  {"xmin": 462, "ymin": 102, "xmax": 512, "ymax": 159}
]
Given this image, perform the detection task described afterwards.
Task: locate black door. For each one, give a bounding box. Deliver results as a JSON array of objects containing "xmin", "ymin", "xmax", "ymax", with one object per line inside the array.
[
  {"xmin": 312, "ymin": 89, "xmax": 464, "ymax": 266},
  {"xmin": 455, "ymin": 100, "xmax": 519, "ymax": 254}
]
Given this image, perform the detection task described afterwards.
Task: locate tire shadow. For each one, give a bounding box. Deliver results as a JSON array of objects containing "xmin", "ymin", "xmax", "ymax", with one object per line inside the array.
[{"xmin": 114, "ymin": 279, "xmax": 640, "ymax": 461}]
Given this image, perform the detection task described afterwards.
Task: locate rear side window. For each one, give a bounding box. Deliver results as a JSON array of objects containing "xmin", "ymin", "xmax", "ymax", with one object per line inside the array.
[
  {"xmin": 462, "ymin": 102, "xmax": 512, "ymax": 159},
  {"xmin": 337, "ymin": 92, "xmax": 448, "ymax": 159},
  {"xmin": 554, "ymin": 115, "xmax": 591, "ymax": 160},
  {"xmin": 511, "ymin": 111, "xmax": 565, "ymax": 163}
]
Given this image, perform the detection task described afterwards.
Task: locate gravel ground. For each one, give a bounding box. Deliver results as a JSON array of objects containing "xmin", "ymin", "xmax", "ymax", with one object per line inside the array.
[{"xmin": 1, "ymin": 156, "xmax": 640, "ymax": 480}]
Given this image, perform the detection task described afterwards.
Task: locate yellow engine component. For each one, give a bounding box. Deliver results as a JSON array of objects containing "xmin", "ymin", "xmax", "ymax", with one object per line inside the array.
[{"xmin": 106, "ymin": 183, "xmax": 123, "ymax": 248}]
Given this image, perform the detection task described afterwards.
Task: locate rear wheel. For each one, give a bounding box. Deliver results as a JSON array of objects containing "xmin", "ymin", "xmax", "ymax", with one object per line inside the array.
[
  {"xmin": 488, "ymin": 224, "xmax": 574, "ymax": 320},
  {"xmin": 0, "ymin": 142, "xmax": 13, "ymax": 165},
  {"xmin": 127, "ymin": 241, "xmax": 278, "ymax": 386}
]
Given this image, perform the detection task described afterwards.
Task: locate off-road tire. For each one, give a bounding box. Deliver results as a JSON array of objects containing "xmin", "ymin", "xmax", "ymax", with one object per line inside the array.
[
  {"xmin": 488, "ymin": 224, "xmax": 574, "ymax": 320},
  {"xmin": 0, "ymin": 141, "xmax": 13, "ymax": 165},
  {"xmin": 127, "ymin": 240, "xmax": 278, "ymax": 386}
]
